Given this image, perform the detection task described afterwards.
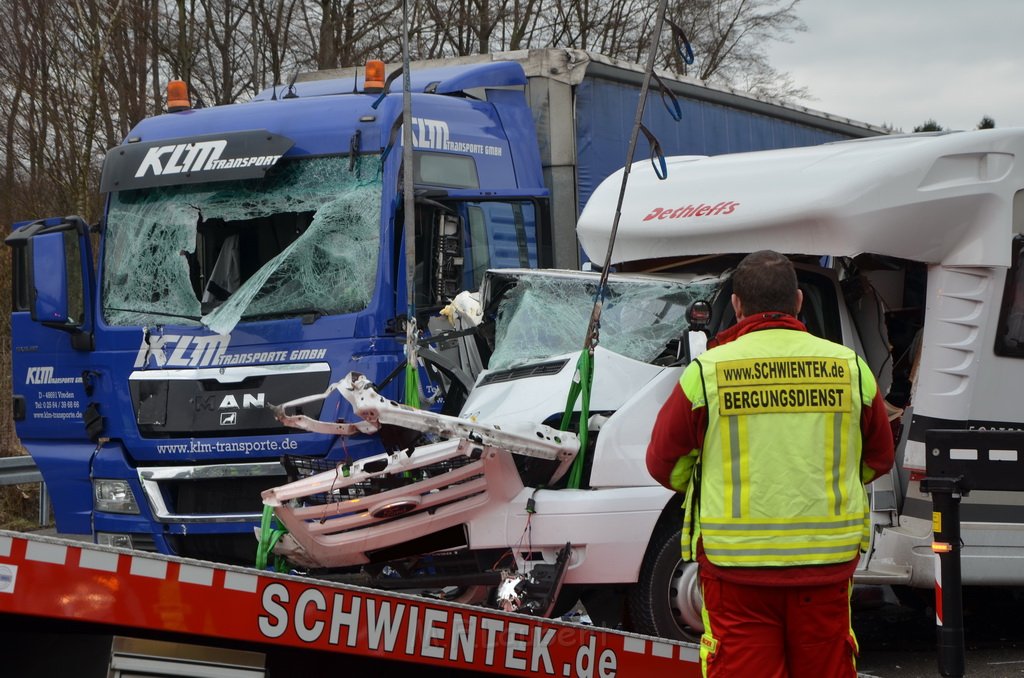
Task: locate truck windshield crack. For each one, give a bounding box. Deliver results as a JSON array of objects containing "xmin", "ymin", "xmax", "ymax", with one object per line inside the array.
[
  {"xmin": 103, "ymin": 155, "xmax": 382, "ymax": 334},
  {"xmin": 489, "ymin": 273, "xmax": 720, "ymax": 370}
]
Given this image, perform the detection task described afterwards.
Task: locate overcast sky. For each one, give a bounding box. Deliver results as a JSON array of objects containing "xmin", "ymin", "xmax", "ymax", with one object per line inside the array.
[{"xmin": 769, "ymin": 0, "xmax": 1024, "ymax": 132}]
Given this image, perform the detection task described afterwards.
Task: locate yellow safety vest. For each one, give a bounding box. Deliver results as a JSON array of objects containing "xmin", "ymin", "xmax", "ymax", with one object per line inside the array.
[{"xmin": 679, "ymin": 328, "xmax": 875, "ymax": 567}]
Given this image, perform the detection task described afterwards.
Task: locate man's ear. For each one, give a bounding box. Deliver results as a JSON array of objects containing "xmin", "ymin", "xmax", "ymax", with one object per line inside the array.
[
  {"xmin": 795, "ymin": 288, "xmax": 804, "ymax": 315},
  {"xmin": 731, "ymin": 293, "xmax": 743, "ymax": 320}
]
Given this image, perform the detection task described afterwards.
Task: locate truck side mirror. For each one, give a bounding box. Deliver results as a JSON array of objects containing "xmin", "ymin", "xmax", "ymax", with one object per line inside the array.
[
  {"xmin": 29, "ymin": 231, "xmax": 75, "ymax": 325},
  {"xmin": 6, "ymin": 216, "xmax": 92, "ymax": 346}
]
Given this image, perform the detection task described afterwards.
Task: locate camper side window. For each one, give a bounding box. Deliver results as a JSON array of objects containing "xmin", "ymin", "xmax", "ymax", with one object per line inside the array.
[{"xmin": 995, "ymin": 235, "xmax": 1024, "ymax": 357}]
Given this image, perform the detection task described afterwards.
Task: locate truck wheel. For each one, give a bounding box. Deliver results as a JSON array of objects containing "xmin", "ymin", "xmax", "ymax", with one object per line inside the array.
[{"xmin": 627, "ymin": 524, "xmax": 704, "ymax": 642}]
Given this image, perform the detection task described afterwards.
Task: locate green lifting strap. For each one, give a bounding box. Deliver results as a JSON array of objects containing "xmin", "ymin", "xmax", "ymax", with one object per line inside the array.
[
  {"xmin": 558, "ymin": 0, "xmax": 673, "ymax": 489},
  {"xmin": 404, "ymin": 359, "xmax": 422, "ymax": 408},
  {"xmin": 256, "ymin": 504, "xmax": 290, "ymax": 573},
  {"xmin": 559, "ymin": 349, "xmax": 593, "ymax": 489}
]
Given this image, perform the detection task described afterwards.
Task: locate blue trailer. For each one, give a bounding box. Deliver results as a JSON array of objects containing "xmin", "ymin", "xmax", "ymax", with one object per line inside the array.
[{"xmin": 5, "ymin": 49, "xmax": 882, "ymax": 564}]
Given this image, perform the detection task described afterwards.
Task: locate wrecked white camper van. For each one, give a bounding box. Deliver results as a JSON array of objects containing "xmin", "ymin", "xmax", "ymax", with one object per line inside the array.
[{"xmin": 262, "ymin": 128, "xmax": 1024, "ymax": 641}]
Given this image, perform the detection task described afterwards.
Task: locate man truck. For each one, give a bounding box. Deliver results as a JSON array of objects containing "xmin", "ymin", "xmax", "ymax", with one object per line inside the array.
[{"xmin": 6, "ymin": 49, "xmax": 879, "ymax": 564}]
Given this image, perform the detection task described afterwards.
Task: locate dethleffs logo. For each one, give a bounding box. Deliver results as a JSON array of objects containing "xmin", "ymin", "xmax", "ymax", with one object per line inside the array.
[
  {"xmin": 643, "ymin": 201, "xmax": 739, "ymax": 221},
  {"xmin": 134, "ymin": 139, "xmax": 281, "ymax": 178}
]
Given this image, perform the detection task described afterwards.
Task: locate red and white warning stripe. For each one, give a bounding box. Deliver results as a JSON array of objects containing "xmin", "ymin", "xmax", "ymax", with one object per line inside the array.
[{"xmin": 1, "ymin": 531, "xmax": 699, "ymax": 676}]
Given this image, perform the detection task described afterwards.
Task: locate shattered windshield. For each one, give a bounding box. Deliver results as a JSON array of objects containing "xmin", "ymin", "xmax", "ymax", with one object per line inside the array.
[
  {"xmin": 103, "ymin": 155, "xmax": 382, "ymax": 334},
  {"xmin": 488, "ymin": 273, "xmax": 722, "ymax": 370}
]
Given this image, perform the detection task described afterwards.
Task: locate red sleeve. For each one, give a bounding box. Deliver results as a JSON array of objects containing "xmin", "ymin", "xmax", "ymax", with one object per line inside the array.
[
  {"xmin": 860, "ymin": 389, "xmax": 896, "ymax": 483},
  {"xmin": 646, "ymin": 383, "xmax": 707, "ymax": 490}
]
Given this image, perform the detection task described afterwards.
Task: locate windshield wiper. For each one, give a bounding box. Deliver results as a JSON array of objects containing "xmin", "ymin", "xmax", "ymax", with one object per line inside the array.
[
  {"xmin": 240, "ymin": 307, "xmax": 330, "ymax": 323},
  {"xmin": 104, "ymin": 307, "xmax": 203, "ymax": 322}
]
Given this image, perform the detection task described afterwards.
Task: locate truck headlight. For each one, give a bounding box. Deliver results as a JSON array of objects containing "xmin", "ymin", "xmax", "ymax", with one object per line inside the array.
[
  {"xmin": 96, "ymin": 533, "xmax": 134, "ymax": 549},
  {"xmin": 93, "ymin": 479, "xmax": 140, "ymax": 514}
]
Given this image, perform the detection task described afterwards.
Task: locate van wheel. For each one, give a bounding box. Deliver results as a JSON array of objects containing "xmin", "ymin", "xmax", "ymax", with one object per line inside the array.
[{"xmin": 627, "ymin": 524, "xmax": 704, "ymax": 642}]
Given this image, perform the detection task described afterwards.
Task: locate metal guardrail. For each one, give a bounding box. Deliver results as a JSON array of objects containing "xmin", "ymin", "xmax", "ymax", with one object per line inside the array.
[
  {"xmin": 0, "ymin": 455, "xmax": 49, "ymax": 525},
  {"xmin": 0, "ymin": 456, "xmax": 42, "ymax": 485}
]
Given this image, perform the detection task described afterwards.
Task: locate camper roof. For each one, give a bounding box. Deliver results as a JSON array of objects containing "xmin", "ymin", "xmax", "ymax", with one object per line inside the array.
[{"xmin": 577, "ymin": 128, "xmax": 1024, "ymax": 268}]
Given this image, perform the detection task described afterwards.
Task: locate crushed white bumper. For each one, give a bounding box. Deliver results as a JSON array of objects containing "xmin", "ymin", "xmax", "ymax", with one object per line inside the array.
[{"xmin": 261, "ymin": 373, "xmax": 579, "ymax": 569}]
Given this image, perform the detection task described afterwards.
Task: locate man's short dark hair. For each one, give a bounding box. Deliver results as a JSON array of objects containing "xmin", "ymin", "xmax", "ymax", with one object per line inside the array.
[{"xmin": 732, "ymin": 250, "xmax": 799, "ymax": 316}]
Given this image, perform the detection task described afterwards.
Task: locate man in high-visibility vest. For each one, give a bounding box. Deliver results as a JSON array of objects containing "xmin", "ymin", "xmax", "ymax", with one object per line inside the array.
[{"xmin": 647, "ymin": 250, "xmax": 894, "ymax": 677}]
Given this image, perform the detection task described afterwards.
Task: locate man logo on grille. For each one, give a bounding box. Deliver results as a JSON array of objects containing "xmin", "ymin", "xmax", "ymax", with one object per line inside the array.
[{"xmin": 220, "ymin": 412, "xmax": 238, "ymax": 426}]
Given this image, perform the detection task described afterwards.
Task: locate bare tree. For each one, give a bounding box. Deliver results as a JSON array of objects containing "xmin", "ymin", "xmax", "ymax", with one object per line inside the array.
[
  {"xmin": 422, "ymin": 0, "xmax": 479, "ymax": 56},
  {"xmin": 499, "ymin": 0, "xmax": 548, "ymax": 51},
  {"xmin": 312, "ymin": 0, "xmax": 402, "ymax": 69},
  {"xmin": 169, "ymin": 0, "xmax": 200, "ymax": 85},
  {"xmin": 199, "ymin": 0, "xmax": 254, "ymax": 104},
  {"xmin": 666, "ymin": 0, "xmax": 809, "ymax": 98},
  {"xmin": 251, "ymin": 0, "xmax": 301, "ymax": 89},
  {"xmin": 107, "ymin": 1, "xmax": 163, "ymax": 133},
  {"xmin": 66, "ymin": 0, "xmax": 132, "ymax": 211},
  {"xmin": 409, "ymin": 0, "xmax": 807, "ymax": 99}
]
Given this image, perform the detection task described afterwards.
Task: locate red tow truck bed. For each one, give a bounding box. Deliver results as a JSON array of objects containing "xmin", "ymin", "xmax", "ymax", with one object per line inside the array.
[{"xmin": 0, "ymin": 530, "xmax": 699, "ymax": 676}]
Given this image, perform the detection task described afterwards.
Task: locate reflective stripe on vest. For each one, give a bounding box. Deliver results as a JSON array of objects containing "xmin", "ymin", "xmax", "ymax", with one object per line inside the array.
[{"xmin": 680, "ymin": 328, "xmax": 875, "ymax": 567}]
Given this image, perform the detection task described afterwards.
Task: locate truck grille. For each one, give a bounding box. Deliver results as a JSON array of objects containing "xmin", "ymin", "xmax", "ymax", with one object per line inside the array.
[
  {"xmin": 170, "ymin": 475, "xmax": 283, "ymax": 514},
  {"xmin": 135, "ymin": 462, "xmax": 289, "ymax": 566},
  {"xmin": 138, "ymin": 461, "xmax": 286, "ymax": 522}
]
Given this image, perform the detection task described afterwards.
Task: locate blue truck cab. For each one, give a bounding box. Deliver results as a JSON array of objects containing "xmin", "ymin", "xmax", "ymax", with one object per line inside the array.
[
  {"xmin": 7, "ymin": 60, "xmax": 550, "ymax": 564},
  {"xmin": 7, "ymin": 49, "xmax": 882, "ymax": 564}
]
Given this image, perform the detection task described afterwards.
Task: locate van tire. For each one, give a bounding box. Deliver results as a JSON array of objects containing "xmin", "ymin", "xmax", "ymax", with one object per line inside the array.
[{"xmin": 627, "ymin": 523, "xmax": 703, "ymax": 642}]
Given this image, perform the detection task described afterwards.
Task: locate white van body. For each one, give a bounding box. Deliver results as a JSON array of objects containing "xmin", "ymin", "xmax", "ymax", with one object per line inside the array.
[
  {"xmin": 577, "ymin": 129, "xmax": 1024, "ymax": 590},
  {"xmin": 265, "ymin": 129, "xmax": 1024, "ymax": 639}
]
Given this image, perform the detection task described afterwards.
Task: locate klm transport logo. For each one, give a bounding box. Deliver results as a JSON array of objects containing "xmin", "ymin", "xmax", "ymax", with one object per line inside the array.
[
  {"xmin": 412, "ymin": 117, "xmax": 503, "ymax": 157},
  {"xmin": 25, "ymin": 367, "xmax": 82, "ymax": 385},
  {"xmin": 134, "ymin": 334, "xmax": 230, "ymax": 368},
  {"xmin": 133, "ymin": 334, "xmax": 327, "ymax": 368},
  {"xmin": 412, "ymin": 117, "xmax": 449, "ymax": 150},
  {"xmin": 134, "ymin": 139, "xmax": 282, "ymax": 178}
]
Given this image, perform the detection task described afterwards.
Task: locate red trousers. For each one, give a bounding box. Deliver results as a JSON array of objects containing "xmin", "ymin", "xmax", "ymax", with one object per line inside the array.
[{"xmin": 699, "ymin": 575, "xmax": 858, "ymax": 678}]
